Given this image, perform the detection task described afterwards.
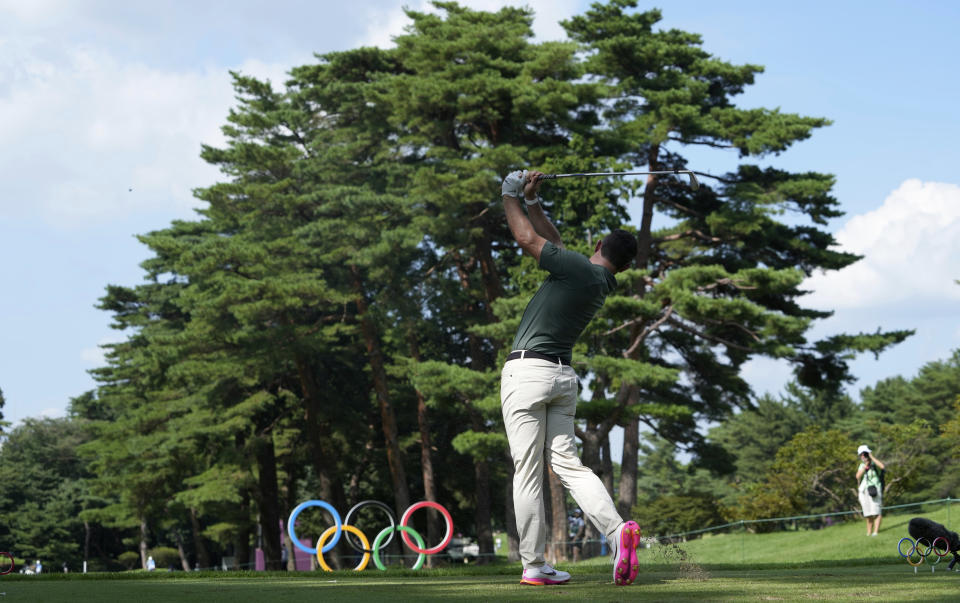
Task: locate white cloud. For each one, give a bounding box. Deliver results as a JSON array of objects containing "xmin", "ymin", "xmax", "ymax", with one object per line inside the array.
[
  {"xmin": 804, "ymin": 179, "xmax": 960, "ymax": 309},
  {"xmin": 0, "ymin": 35, "xmax": 292, "ymax": 227},
  {"xmin": 739, "ymin": 356, "xmax": 794, "ymax": 397},
  {"xmin": 40, "ymin": 407, "xmax": 66, "ymax": 419},
  {"xmin": 80, "ymin": 334, "xmax": 129, "ymax": 367},
  {"xmin": 0, "ymin": 0, "xmax": 73, "ymax": 24}
]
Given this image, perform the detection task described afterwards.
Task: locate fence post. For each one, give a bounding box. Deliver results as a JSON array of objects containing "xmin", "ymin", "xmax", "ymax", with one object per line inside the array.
[{"xmin": 740, "ymin": 520, "xmax": 745, "ymax": 563}]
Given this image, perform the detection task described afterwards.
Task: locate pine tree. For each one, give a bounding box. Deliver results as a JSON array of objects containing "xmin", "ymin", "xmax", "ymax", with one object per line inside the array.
[{"xmin": 558, "ymin": 0, "xmax": 910, "ymax": 519}]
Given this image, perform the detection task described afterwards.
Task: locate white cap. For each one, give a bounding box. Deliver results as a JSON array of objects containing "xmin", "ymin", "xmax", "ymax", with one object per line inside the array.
[{"xmin": 857, "ymin": 445, "xmax": 871, "ymax": 455}]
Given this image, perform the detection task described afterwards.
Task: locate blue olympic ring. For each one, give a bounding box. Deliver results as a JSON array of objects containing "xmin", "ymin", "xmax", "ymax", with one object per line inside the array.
[{"xmin": 288, "ymin": 500, "xmax": 342, "ymax": 555}]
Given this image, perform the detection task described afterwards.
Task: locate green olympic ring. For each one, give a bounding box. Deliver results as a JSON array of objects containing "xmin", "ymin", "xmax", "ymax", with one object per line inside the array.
[{"xmin": 372, "ymin": 525, "xmax": 426, "ymax": 571}]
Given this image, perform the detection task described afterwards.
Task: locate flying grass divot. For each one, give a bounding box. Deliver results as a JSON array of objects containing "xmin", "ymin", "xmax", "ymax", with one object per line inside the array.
[{"xmin": 641, "ymin": 536, "xmax": 710, "ymax": 582}]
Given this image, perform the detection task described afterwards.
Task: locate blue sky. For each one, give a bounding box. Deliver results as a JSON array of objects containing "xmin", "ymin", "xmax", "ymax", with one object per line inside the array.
[{"xmin": 2, "ymin": 0, "xmax": 959, "ymax": 430}]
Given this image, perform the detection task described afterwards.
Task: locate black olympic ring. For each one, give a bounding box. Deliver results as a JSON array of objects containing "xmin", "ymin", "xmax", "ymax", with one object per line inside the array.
[{"xmin": 343, "ymin": 500, "xmax": 397, "ymax": 553}]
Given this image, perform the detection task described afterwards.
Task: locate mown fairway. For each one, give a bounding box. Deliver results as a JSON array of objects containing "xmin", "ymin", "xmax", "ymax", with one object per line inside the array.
[
  {"xmin": 4, "ymin": 507, "xmax": 957, "ymax": 602},
  {"xmin": 2, "ymin": 564, "xmax": 958, "ymax": 603}
]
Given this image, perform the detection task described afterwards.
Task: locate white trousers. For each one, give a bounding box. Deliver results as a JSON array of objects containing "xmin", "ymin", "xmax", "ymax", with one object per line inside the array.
[
  {"xmin": 501, "ymin": 357, "xmax": 624, "ymax": 568},
  {"xmin": 859, "ymin": 486, "xmax": 882, "ymax": 517}
]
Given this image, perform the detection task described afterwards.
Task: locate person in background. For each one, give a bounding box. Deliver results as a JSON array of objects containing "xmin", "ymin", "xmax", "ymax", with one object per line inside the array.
[
  {"xmin": 568, "ymin": 509, "xmax": 586, "ymax": 562},
  {"xmin": 856, "ymin": 444, "xmax": 885, "ymax": 536}
]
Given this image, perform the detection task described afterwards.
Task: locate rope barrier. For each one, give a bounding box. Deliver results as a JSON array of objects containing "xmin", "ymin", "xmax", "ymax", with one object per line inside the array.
[{"xmin": 654, "ymin": 497, "xmax": 954, "ymax": 541}]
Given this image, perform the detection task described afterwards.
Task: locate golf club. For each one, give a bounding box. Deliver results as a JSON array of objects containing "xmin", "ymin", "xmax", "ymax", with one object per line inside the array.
[{"xmin": 536, "ymin": 169, "xmax": 700, "ymax": 191}]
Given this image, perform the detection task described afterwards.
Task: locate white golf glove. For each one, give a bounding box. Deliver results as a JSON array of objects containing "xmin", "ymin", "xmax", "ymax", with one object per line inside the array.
[{"xmin": 501, "ymin": 170, "xmax": 528, "ymax": 200}]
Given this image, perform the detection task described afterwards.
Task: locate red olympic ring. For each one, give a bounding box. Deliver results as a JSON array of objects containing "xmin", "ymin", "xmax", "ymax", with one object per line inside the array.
[
  {"xmin": 932, "ymin": 536, "xmax": 951, "ymax": 557},
  {"xmin": 400, "ymin": 501, "xmax": 454, "ymax": 555},
  {"xmin": 0, "ymin": 551, "xmax": 14, "ymax": 575}
]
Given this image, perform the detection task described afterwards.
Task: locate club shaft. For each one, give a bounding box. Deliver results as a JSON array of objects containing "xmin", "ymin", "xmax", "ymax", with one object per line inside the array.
[
  {"xmin": 537, "ymin": 169, "xmax": 699, "ymax": 190},
  {"xmin": 540, "ymin": 170, "xmax": 681, "ymax": 180}
]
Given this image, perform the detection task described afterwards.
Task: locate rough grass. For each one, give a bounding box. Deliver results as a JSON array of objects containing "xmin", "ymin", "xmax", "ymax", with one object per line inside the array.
[{"xmin": 2, "ymin": 504, "xmax": 956, "ymax": 602}]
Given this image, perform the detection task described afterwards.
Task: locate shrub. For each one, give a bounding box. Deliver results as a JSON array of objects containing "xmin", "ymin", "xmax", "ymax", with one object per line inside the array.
[
  {"xmin": 117, "ymin": 551, "xmax": 140, "ymax": 570},
  {"xmin": 148, "ymin": 547, "xmax": 181, "ymax": 569}
]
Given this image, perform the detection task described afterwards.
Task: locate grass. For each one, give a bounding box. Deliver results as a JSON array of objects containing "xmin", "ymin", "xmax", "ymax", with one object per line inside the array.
[{"xmin": 2, "ymin": 505, "xmax": 956, "ymax": 602}]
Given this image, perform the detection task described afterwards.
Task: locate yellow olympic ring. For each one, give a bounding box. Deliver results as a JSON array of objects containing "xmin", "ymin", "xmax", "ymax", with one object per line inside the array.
[
  {"xmin": 316, "ymin": 524, "xmax": 371, "ymax": 571},
  {"xmin": 906, "ymin": 545, "xmax": 925, "ymax": 567}
]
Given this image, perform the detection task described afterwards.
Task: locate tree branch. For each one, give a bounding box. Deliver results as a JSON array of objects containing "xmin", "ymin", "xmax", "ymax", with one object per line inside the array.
[
  {"xmin": 655, "ymin": 229, "xmax": 723, "ymax": 245},
  {"xmin": 666, "ymin": 316, "xmax": 753, "ymax": 352},
  {"xmin": 668, "ymin": 135, "xmax": 735, "ymax": 150},
  {"xmin": 697, "ymin": 278, "xmax": 757, "ymax": 293},
  {"xmin": 624, "ymin": 306, "xmax": 674, "ymax": 357}
]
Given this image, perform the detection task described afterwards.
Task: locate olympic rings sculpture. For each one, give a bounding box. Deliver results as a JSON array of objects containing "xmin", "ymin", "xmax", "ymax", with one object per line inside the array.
[
  {"xmin": 287, "ymin": 499, "xmax": 453, "ymax": 571},
  {"xmin": 897, "ymin": 536, "xmax": 951, "ymax": 573},
  {"xmin": 0, "ymin": 552, "xmax": 13, "ymax": 576}
]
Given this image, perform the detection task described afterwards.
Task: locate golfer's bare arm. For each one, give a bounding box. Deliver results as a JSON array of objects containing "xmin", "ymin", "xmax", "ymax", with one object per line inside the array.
[
  {"xmin": 522, "ymin": 170, "xmax": 564, "ymax": 248},
  {"xmin": 526, "ymin": 203, "xmax": 564, "ymax": 249},
  {"xmin": 503, "ymin": 195, "xmax": 548, "ymax": 260},
  {"xmin": 503, "ymin": 169, "xmax": 564, "ymax": 260}
]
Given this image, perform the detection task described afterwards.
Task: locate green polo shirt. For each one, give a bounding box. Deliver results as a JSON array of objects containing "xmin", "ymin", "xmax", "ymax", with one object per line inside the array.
[{"xmin": 511, "ymin": 241, "xmax": 618, "ymax": 364}]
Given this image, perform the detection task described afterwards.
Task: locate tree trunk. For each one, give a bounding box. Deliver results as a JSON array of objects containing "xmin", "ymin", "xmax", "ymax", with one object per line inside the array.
[
  {"xmin": 235, "ymin": 491, "xmax": 252, "ymax": 570},
  {"xmin": 190, "ymin": 507, "xmax": 211, "ymax": 571},
  {"xmin": 409, "ymin": 333, "xmax": 441, "ymax": 567},
  {"xmin": 83, "ymin": 520, "xmax": 91, "ymax": 565},
  {"xmin": 601, "ymin": 432, "xmax": 615, "ymax": 497},
  {"xmin": 175, "ymin": 530, "xmax": 191, "ymax": 571},
  {"xmin": 617, "ymin": 417, "xmax": 639, "ymax": 518},
  {"xmin": 636, "ymin": 143, "xmax": 661, "ymax": 270},
  {"xmin": 547, "ymin": 465, "xmax": 568, "ymax": 564},
  {"xmin": 352, "ymin": 266, "xmax": 411, "ymax": 516},
  {"xmin": 283, "ymin": 466, "xmax": 298, "ymax": 571},
  {"xmin": 579, "ymin": 420, "xmax": 603, "ymax": 474},
  {"xmin": 474, "ymin": 236, "xmax": 504, "ymax": 321},
  {"xmin": 255, "ymin": 434, "xmax": 283, "ymax": 571},
  {"xmin": 139, "ymin": 517, "xmax": 149, "ymax": 570},
  {"xmin": 294, "ymin": 353, "xmax": 348, "ymax": 569},
  {"xmin": 474, "ymin": 456, "xmax": 494, "ymax": 564}
]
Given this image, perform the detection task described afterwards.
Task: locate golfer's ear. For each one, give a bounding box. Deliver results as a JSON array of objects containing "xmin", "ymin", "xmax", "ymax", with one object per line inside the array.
[{"xmin": 595, "ymin": 240, "xmax": 602, "ymax": 253}]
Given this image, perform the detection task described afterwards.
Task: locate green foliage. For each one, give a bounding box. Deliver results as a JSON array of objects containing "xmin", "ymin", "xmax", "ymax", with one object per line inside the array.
[
  {"xmin": 728, "ymin": 426, "xmax": 856, "ymax": 528},
  {"xmin": 941, "ymin": 397, "xmax": 960, "ymax": 457},
  {"xmin": 632, "ymin": 491, "xmax": 724, "ymax": 537},
  {"xmin": 0, "ymin": 386, "xmax": 8, "ymax": 435},
  {"xmin": 0, "ymin": 418, "xmax": 91, "ymax": 566},
  {"xmin": 116, "ymin": 551, "xmax": 140, "ymax": 570},
  {"xmin": 149, "ymin": 547, "xmax": 181, "ymax": 569}
]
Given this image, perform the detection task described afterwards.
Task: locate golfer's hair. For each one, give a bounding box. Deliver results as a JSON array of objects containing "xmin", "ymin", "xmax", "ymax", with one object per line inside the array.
[{"xmin": 601, "ymin": 229, "xmax": 638, "ymax": 271}]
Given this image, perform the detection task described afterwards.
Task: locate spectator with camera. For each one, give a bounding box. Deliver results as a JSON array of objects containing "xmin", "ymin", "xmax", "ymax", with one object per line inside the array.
[{"xmin": 856, "ymin": 445, "xmax": 885, "ymax": 536}]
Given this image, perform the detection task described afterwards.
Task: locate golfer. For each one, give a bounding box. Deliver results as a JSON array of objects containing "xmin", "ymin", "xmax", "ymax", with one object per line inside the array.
[{"xmin": 500, "ymin": 169, "xmax": 642, "ymax": 586}]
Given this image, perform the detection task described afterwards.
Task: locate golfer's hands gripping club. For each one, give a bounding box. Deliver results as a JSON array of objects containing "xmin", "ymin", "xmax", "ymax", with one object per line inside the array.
[
  {"xmin": 523, "ymin": 170, "xmax": 545, "ymax": 205},
  {"xmin": 501, "ymin": 169, "xmax": 544, "ymax": 205}
]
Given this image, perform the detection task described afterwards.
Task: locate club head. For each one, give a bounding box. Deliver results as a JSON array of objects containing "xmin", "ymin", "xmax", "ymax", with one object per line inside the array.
[{"xmin": 682, "ymin": 171, "xmax": 700, "ymax": 191}]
